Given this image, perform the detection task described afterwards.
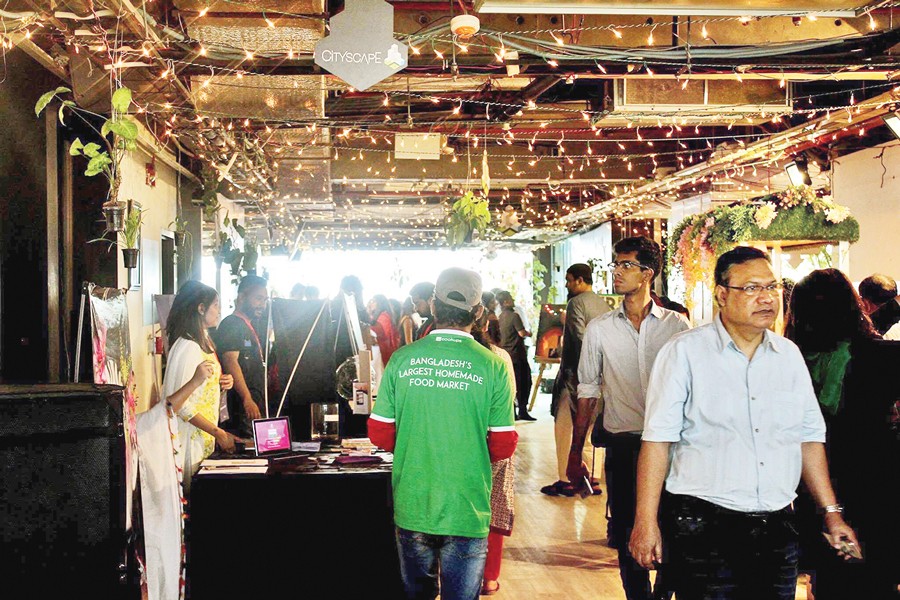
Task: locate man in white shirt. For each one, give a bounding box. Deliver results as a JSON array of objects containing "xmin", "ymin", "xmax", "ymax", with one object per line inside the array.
[
  {"xmin": 568, "ymin": 237, "xmax": 689, "ymax": 600},
  {"xmin": 630, "ymin": 246, "xmax": 858, "ymax": 600}
]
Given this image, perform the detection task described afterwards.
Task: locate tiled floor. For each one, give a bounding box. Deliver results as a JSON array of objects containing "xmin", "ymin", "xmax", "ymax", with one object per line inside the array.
[{"xmin": 486, "ymin": 393, "xmax": 810, "ymax": 599}]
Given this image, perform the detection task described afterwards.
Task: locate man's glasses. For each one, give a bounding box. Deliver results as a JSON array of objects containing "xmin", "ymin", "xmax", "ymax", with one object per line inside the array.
[
  {"xmin": 721, "ymin": 282, "xmax": 784, "ymax": 296},
  {"xmin": 608, "ymin": 260, "xmax": 649, "ymax": 271}
]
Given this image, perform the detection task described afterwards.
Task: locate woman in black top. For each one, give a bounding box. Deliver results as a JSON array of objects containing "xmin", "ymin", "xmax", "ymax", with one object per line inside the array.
[{"xmin": 785, "ymin": 268, "xmax": 899, "ymax": 599}]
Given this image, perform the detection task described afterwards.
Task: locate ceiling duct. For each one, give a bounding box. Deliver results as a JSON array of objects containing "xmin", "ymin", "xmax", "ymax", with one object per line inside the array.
[
  {"xmin": 474, "ymin": 0, "xmax": 863, "ymax": 16},
  {"xmin": 593, "ymin": 78, "xmax": 791, "ymax": 123}
]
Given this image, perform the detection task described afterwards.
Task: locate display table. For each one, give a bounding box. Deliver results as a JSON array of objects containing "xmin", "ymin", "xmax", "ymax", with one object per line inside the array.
[{"xmin": 188, "ymin": 457, "xmax": 403, "ymax": 598}]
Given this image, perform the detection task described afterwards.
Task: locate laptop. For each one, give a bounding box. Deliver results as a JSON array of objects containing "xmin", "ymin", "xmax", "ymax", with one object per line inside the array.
[{"xmin": 252, "ymin": 417, "xmax": 293, "ymax": 458}]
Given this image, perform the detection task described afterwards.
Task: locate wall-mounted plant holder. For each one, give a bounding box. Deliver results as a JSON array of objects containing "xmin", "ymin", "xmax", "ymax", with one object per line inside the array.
[
  {"xmin": 102, "ymin": 200, "xmax": 126, "ymax": 232},
  {"xmin": 122, "ymin": 248, "xmax": 139, "ymax": 269}
]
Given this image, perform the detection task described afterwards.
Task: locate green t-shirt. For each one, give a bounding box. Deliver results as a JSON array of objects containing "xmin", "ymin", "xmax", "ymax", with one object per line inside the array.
[{"xmin": 372, "ymin": 329, "xmax": 515, "ymax": 538}]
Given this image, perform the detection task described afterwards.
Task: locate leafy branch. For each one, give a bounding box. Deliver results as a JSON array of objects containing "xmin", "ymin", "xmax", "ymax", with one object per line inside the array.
[
  {"xmin": 446, "ymin": 191, "xmax": 491, "ymax": 248},
  {"xmin": 35, "ymin": 86, "xmax": 139, "ymax": 204}
]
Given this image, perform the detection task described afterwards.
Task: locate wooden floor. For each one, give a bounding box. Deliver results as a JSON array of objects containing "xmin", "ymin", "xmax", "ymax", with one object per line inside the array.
[{"xmin": 487, "ymin": 392, "xmax": 810, "ymax": 600}]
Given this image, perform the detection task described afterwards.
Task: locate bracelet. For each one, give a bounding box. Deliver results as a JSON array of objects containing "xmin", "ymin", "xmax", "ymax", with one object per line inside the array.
[{"xmin": 823, "ymin": 504, "xmax": 844, "ymax": 514}]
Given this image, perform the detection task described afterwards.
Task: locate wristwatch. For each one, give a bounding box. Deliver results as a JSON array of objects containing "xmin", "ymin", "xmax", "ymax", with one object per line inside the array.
[{"xmin": 823, "ymin": 504, "xmax": 844, "ymax": 514}]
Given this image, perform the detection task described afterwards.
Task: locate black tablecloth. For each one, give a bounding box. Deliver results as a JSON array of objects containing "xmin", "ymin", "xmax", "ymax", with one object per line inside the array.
[{"xmin": 188, "ymin": 464, "xmax": 403, "ymax": 599}]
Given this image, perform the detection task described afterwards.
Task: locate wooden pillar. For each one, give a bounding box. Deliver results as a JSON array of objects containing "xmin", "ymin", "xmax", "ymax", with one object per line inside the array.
[{"xmin": 45, "ymin": 110, "xmax": 60, "ymax": 382}]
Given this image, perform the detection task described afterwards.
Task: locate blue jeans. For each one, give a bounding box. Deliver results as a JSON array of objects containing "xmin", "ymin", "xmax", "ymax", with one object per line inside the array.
[
  {"xmin": 395, "ymin": 527, "xmax": 488, "ymax": 600},
  {"xmin": 661, "ymin": 493, "xmax": 800, "ymax": 600}
]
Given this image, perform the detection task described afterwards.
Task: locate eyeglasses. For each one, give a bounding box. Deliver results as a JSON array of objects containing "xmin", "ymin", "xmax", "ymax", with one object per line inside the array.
[
  {"xmin": 721, "ymin": 282, "xmax": 784, "ymax": 296},
  {"xmin": 608, "ymin": 260, "xmax": 649, "ymax": 271}
]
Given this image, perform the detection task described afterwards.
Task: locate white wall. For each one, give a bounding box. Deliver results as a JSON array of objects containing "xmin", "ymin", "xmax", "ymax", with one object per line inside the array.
[
  {"xmin": 831, "ymin": 141, "xmax": 900, "ymax": 282},
  {"xmin": 116, "ymin": 133, "xmax": 179, "ymax": 412},
  {"xmin": 554, "ymin": 222, "xmax": 613, "ymax": 296}
]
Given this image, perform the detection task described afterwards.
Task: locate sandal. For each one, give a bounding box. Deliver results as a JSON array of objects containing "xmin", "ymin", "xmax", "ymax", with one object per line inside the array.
[
  {"xmin": 539, "ymin": 481, "xmax": 575, "ymax": 497},
  {"xmin": 481, "ymin": 581, "xmax": 500, "ymax": 596}
]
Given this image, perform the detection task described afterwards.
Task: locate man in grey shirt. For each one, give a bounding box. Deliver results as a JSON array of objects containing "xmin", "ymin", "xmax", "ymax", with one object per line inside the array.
[
  {"xmin": 630, "ymin": 246, "xmax": 858, "ymax": 600},
  {"xmin": 569, "ymin": 237, "xmax": 689, "ymax": 600},
  {"xmin": 541, "ymin": 263, "xmax": 610, "ymax": 497},
  {"xmin": 497, "ymin": 290, "xmax": 535, "ymax": 420}
]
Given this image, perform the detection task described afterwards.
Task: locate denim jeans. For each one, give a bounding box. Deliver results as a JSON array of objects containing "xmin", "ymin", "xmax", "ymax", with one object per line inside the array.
[
  {"xmin": 395, "ymin": 528, "xmax": 488, "ymax": 600},
  {"xmin": 661, "ymin": 493, "xmax": 800, "ymax": 600}
]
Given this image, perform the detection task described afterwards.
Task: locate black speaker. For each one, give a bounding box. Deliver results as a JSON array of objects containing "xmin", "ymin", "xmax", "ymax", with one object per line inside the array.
[{"xmin": 0, "ymin": 383, "xmax": 137, "ymax": 598}]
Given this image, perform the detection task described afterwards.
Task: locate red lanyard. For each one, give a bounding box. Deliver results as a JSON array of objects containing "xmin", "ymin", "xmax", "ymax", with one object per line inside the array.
[{"xmin": 234, "ymin": 312, "xmax": 265, "ymax": 363}]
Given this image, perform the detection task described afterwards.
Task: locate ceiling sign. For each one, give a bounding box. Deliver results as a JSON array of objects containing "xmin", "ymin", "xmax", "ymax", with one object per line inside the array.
[{"xmin": 314, "ymin": 0, "xmax": 408, "ymax": 92}]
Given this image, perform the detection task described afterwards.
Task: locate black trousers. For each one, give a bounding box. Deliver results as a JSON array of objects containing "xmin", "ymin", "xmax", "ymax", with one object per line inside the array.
[
  {"xmin": 509, "ymin": 351, "xmax": 532, "ymax": 414},
  {"xmin": 661, "ymin": 493, "xmax": 800, "ymax": 600},
  {"xmin": 605, "ymin": 432, "xmax": 656, "ymax": 600}
]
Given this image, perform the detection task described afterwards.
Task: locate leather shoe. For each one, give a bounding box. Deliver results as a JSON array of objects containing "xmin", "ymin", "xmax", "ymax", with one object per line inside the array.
[{"xmin": 516, "ymin": 411, "xmax": 537, "ymax": 421}]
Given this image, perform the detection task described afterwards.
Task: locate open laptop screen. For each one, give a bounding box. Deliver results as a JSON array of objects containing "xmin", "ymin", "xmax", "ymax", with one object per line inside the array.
[{"xmin": 252, "ymin": 417, "xmax": 292, "ymax": 456}]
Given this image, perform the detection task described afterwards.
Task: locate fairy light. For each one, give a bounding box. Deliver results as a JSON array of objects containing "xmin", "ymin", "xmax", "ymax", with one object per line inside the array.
[
  {"xmin": 198, "ymin": 6, "xmax": 209, "ymax": 17},
  {"xmin": 701, "ymin": 24, "xmax": 709, "ymax": 39},
  {"xmin": 612, "ymin": 28, "xmax": 623, "ymax": 39}
]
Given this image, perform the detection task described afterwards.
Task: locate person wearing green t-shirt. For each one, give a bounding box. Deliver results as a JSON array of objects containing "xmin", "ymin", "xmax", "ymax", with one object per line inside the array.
[{"xmin": 369, "ymin": 267, "xmax": 518, "ymax": 600}]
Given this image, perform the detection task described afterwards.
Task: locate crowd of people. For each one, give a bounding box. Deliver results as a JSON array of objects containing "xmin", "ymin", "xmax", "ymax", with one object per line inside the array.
[{"xmin": 145, "ymin": 236, "xmax": 900, "ymax": 600}]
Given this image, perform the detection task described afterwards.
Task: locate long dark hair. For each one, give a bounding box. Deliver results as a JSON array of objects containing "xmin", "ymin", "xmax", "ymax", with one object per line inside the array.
[
  {"xmin": 370, "ymin": 294, "xmax": 393, "ymax": 322},
  {"xmin": 785, "ymin": 268, "xmax": 879, "ymax": 353},
  {"xmin": 167, "ymin": 280, "xmax": 218, "ymax": 353}
]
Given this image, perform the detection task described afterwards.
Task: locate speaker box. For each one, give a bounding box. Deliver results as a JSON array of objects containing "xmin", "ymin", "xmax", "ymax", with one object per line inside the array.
[{"xmin": 0, "ymin": 383, "xmax": 136, "ymax": 598}]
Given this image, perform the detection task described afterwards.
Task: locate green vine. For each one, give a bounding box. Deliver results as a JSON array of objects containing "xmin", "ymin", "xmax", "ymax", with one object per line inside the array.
[{"xmin": 446, "ymin": 191, "xmax": 492, "ymax": 248}]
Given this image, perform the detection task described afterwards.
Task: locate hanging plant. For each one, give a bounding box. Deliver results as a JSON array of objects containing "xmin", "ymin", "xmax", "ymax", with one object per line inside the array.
[
  {"xmin": 36, "ymin": 86, "xmax": 139, "ymax": 230},
  {"xmin": 446, "ymin": 190, "xmax": 491, "ymax": 248},
  {"xmin": 198, "ymin": 166, "xmax": 222, "ymax": 219}
]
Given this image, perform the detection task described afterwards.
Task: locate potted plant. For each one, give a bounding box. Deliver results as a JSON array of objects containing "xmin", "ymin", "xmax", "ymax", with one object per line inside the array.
[
  {"xmin": 35, "ymin": 86, "xmax": 139, "ymax": 232},
  {"xmin": 445, "ymin": 190, "xmax": 491, "ymax": 248},
  {"xmin": 120, "ymin": 204, "xmax": 144, "ymax": 269},
  {"xmin": 169, "ymin": 218, "xmax": 191, "ymax": 248}
]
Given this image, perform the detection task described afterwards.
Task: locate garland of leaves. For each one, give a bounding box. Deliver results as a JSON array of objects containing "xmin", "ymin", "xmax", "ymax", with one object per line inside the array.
[{"xmin": 667, "ymin": 186, "xmax": 859, "ymax": 308}]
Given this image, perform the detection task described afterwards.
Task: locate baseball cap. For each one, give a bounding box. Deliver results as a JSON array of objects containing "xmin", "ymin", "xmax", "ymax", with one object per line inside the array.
[{"xmin": 435, "ymin": 268, "xmax": 483, "ymax": 311}]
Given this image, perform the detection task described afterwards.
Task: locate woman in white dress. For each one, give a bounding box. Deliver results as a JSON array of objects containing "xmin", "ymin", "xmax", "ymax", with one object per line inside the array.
[
  {"xmin": 164, "ymin": 280, "xmax": 238, "ymax": 485},
  {"xmin": 139, "ymin": 281, "xmax": 238, "ymax": 600}
]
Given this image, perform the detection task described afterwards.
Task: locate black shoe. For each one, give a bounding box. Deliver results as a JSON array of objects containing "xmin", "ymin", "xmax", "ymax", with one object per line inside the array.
[
  {"xmin": 540, "ymin": 481, "xmax": 575, "ymax": 497},
  {"xmin": 516, "ymin": 412, "xmax": 537, "ymax": 421}
]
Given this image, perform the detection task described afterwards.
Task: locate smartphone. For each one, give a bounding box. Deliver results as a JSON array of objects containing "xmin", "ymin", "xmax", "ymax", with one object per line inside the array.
[{"xmin": 822, "ymin": 533, "xmax": 863, "ymax": 560}]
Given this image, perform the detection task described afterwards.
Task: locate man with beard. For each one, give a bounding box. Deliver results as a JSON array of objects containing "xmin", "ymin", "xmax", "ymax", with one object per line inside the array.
[
  {"xmin": 568, "ymin": 237, "xmax": 689, "ymax": 600},
  {"xmin": 409, "ymin": 281, "xmax": 436, "ymax": 341},
  {"xmin": 540, "ymin": 263, "xmax": 610, "ymax": 497},
  {"xmin": 214, "ymin": 275, "xmax": 269, "ymax": 439}
]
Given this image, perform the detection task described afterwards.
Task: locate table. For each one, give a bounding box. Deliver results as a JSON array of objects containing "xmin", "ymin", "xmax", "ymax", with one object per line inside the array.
[{"xmin": 188, "ymin": 459, "xmax": 403, "ymax": 598}]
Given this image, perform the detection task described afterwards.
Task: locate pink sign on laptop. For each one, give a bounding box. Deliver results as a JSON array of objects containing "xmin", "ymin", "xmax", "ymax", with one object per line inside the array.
[{"xmin": 252, "ymin": 417, "xmax": 292, "ymax": 456}]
